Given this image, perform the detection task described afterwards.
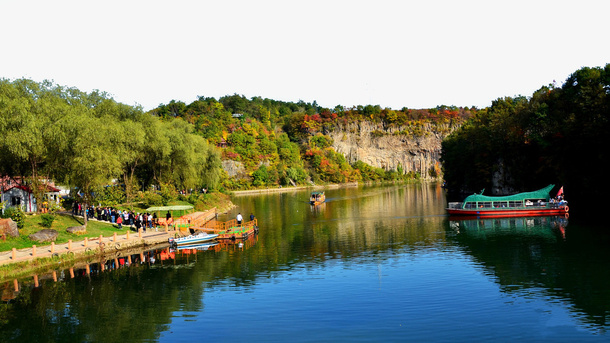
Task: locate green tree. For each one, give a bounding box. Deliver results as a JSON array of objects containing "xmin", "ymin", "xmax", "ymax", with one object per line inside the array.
[
  {"xmin": 252, "ymin": 165, "xmax": 270, "ymax": 187},
  {"xmin": 117, "ymin": 119, "xmax": 146, "ymax": 208},
  {"xmin": 57, "ymin": 114, "xmax": 124, "ymax": 228},
  {"xmin": 0, "ymin": 79, "xmax": 71, "ymax": 212}
]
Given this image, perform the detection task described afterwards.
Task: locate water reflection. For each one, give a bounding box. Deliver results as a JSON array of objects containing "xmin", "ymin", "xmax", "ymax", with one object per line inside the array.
[
  {"xmin": 448, "ymin": 215, "xmax": 610, "ymax": 330},
  {"xmin": 449, "ymin": 215, "xmax": 568, "ymax": 240},
  {"xmin": 309, "ymin": 201, "xmax": 326, "ymax": 214},
  {"xmin": 2, "ymin": 185, "xmax": 610, "ymax": 342}
]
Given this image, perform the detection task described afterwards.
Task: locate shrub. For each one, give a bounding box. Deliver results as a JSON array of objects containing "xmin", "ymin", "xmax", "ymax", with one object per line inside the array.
[
  {"xmin": 2, "ymin": 207, "xmax": 25, "ymax": 229},
  {"xmin": 142, "ymin": 191, "xmax": 164, "ymax": 207},
  {"xmin": 41, "ymin": 214, "xmax": 55, "ymax": 227}
]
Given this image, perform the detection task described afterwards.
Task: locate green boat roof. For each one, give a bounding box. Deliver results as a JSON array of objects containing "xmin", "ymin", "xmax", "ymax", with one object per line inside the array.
[
  {"xmin": 463, "ymin": 184, "xmax": 555, "ymax": 203},
  {"xmin": 311, "ymin": 191, "xmax": 324, "ymax": 195}
]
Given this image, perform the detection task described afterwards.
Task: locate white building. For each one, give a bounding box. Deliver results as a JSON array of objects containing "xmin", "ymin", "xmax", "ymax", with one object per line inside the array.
[{"xmin": 1, "ymin": 184, "xmax": 61, "ymax": 213}]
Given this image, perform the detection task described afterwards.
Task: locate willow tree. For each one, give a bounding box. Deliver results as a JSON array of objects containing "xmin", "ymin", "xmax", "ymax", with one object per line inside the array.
[
  {"xmin": 117, "ymin": 119, "xmax": 145, "ymax": 208},
  {"xmin": 140, "ymin": 117, "xmax": 222, "ymax": 193},
  {"xmin": 164, "ymin": 119, "xmax": 206, "ymax": 193},
  {"xmin": 0, "ymin": 79, "xmax": 70, "ymax": 212},
  {"xmin": 57, "ymin": 113, "xmax": 124, "ymax": 228},
  {"xmin": 199, "ymin": 140, "xmax": 222, "ymax": 191},
  {"xmin": 142, "ymin": 115, "xmax": 171, "ymax": 184}
]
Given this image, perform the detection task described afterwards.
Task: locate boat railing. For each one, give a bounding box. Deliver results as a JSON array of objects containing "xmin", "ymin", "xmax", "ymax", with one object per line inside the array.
[
  {"xmin": 447, "ymin": 202, "xmax": 463, "ymax": 209},
  {"xmin": 448, "ymin": 201, "xmax": 568, "ymax": 210}
]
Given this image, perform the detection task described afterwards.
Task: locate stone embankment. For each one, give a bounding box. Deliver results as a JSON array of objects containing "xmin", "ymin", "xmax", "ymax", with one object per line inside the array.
[{"xmin": 0, "ymin": 228, "xmax": 171, "ymax": 267}]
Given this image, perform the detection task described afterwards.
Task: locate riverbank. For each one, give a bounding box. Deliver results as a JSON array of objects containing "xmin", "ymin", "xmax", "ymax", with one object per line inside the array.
[
  {"xmin": 0, "ymin": 205, "xmax": 229, "ymax": 277},
  {"xmin": 0, "ymin": 227, "xmax": 172, "ymax": 280},
  {"xmin": 230, "ymin": 182, "xmax": 359, "ymax": 196},
  {"xmin": 228, "ymin": 179, "xmax": 433, "ymax": 196}
]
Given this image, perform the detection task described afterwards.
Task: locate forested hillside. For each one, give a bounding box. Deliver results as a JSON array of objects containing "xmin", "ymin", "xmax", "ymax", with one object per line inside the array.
[
  {"xmin": 152, "ymin": 95, "xmax": 472, "ymax": 188},
  {"xmin": 441, "ymin": 64, "xmax": 610, "ymax": 213}
]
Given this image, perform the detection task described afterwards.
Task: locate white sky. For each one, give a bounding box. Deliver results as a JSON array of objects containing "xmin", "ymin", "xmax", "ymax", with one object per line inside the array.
[{"xmin": 1, "ymin": 0, "xmax": 608, "ymax": 111}]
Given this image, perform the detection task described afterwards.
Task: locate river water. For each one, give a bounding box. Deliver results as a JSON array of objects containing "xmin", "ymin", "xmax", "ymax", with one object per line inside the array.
[{"xmin": 1, "ymin": 183, "xmax": 610, "ymax": 342}]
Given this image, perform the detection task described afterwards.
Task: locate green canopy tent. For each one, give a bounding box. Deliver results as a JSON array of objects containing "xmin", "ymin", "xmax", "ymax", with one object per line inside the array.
[{"xmin": 146, "ymin": 205, "xmax": 194, "ymax": 220}]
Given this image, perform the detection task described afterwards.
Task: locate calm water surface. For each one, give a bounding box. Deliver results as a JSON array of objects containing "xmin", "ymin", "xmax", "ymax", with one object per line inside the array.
[{"xmin": 1, "ymin": 184, "xmax": 610, "ymax": 342}]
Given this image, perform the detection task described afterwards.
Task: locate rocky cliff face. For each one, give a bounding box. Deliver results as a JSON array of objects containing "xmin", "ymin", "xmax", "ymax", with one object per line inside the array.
[{"xmin": 326, "ymin": 121, "xmax": 457, "ymax": 179}]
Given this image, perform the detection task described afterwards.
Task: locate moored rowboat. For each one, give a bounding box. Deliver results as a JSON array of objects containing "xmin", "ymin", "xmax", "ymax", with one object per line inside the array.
[{"xmin": 168, "ymin": 232, "xmax": 219, "ymax": 246}]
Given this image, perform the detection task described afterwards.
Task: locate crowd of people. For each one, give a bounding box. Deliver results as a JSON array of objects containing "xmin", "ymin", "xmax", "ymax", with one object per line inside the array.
[{"xmin": 72, "ymin": 202, "xmax": 159, "ymax": 231}]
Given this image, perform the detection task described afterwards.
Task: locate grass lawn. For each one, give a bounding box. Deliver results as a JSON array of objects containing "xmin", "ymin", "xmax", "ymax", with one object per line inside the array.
[{"xmin": 0, "ymin": 213, "xmax": 124, "ymax": 252}]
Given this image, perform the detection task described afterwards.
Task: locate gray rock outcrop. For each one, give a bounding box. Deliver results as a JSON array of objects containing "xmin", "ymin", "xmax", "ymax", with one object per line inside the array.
[
  {"xmin": 66, "ymin": 225, "xmax": 87, "ymax": 235},
  {"xmin": 327, "ymin": 121, "xmax": 456, "ymax": 178},
  {"xmin": 29, "ymin": 229, "xmax": 59, "ymax": 242},
  {"xmin": 222, "ymin": 160, "xmax": 248, "ymax": 179}
]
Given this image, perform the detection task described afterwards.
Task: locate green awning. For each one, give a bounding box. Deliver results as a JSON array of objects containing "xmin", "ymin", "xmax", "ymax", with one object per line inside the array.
[
  {"xmin": 463, "ymin": 184, "xmax": 555, "ymax": 203},
  {"xmin": 146, "ymin": 205, "xmax": 194, "ymax": 211}
]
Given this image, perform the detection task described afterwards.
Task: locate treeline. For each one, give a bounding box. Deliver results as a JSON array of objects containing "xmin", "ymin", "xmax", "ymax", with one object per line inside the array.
[
  {"xmin": 154, "ymin": 95, "xmax": 472, "ymax": 146},
  {"xmin": 441, "ymin": 64, "xmax": 610, "ymax": 212},
  {"xmin": 0, "ymin": 79, "xmax": 221, "ymax": 221},
  {"xmin": 0, "ymin": 77, "xmax": 471, "ymax": 215},
  {"xmin": 152, "ymin": 95, "xmax": 472, "ymax": 188}
]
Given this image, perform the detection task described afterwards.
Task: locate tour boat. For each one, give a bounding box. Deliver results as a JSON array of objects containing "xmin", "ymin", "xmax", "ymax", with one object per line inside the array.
[
  {"xmin": 446, "ymin": 184, "xmax": 568, "ymax": 218},
  {"xmin": 168, "ymin": 232, "xmax": 219, "ymax": 246},
  {"xmin": 310, "ymin": 191, "xmax": 325, "ymax": 205}
]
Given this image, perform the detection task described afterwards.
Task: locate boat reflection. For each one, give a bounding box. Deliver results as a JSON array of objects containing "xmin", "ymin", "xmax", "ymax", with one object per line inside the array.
[
  {"xmin": 449, "ymin": 215, "xmax": 568, "ymax": 240},
  {"xmin": 172, "ymin": 233, "xmax": 258, "ymax": 257},
  {"xmin": 310, "ymin": 201, "xmax": 326, "ymax": 213},
  {"xmin": 175, "ymin": 242, "xmax": 218, "ymax": 251}
]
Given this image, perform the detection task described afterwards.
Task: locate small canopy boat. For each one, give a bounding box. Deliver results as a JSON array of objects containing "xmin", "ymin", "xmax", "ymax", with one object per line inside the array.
[{"xmin": 310, "ymin": 191, "xmax": 325, "ymax": 205}]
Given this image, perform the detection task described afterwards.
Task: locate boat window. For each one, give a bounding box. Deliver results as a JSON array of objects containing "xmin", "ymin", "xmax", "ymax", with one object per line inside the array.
[
  {"xmin": 479, "ymin": 202, "xmax": 492, "ymax": 208},
  {"xmin": 492, "ymin": 201, "xmax": 508, "ymax": 208},
  {"xmin": 508, "ymin": 201, "xmax": 523, "ymax": 207}
]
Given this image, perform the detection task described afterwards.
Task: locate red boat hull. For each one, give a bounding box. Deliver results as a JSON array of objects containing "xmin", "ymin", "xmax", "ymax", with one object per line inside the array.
[{"xmin": 446, "ymin": 207, "xmax": 568, "ymax": 218}]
